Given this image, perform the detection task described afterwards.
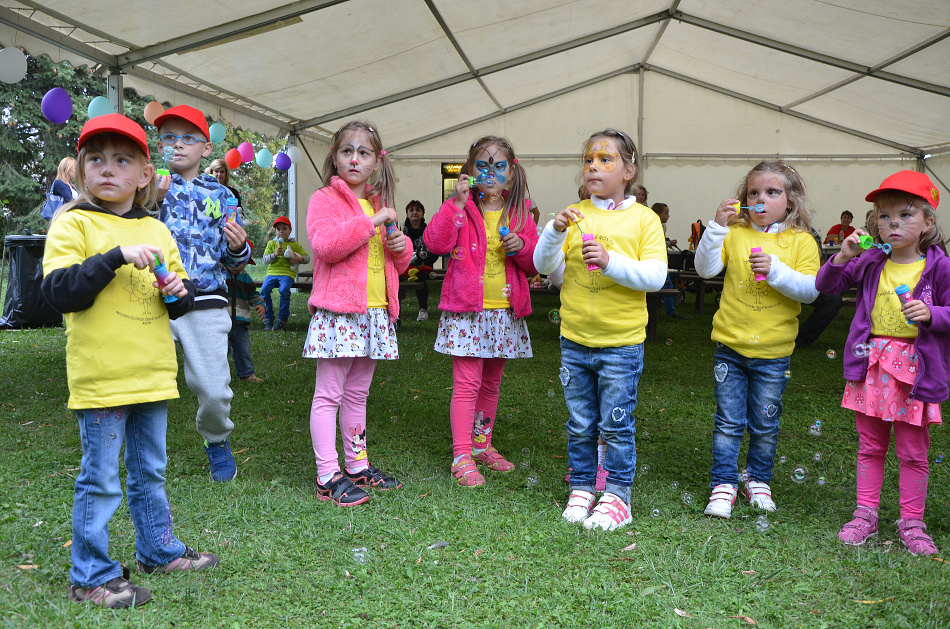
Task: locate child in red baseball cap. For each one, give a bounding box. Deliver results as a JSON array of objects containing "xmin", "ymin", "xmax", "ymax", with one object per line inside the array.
[
  {"xmin": 41, "ymin": 114, "xmax": 218, "ymax": 608},
  {"xmin": 817, "ymin": 170, "xmax": 949, "ymax": 556},
  {"xmin": 261, "ymin": 216, "xmax": 310, "ymax": 331},
  {"xmin": 155, "ymin": 104, "xmax": 251, "ymax": 481}
]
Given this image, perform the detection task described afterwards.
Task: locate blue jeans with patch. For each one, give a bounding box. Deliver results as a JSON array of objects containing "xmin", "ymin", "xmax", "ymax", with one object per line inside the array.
[
  {"xmin": 560, "ymin": 337, "xmax": 643, "ymax": 504},
  {"xmin": 710, "ymin": 343, "xmax": 789, "ymax": 490},
  {"xmin": 261, "ymin": 274, "xmax": 294, "ymax": 323},
  {"xmin": 70, "ymin": 402, "xmax": 186, "ymax": 587}
]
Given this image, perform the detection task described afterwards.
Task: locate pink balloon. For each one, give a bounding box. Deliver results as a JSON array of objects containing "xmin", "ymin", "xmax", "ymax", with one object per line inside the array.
[{"xmin": 237, "ymin": 141, "xmax": 254, "ymax": 163}]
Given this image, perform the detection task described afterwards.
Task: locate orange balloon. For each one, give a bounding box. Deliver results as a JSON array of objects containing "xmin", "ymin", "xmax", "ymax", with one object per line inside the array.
[
  {"xmin": 225, "ymin": 148, "xmax": 242, "ymax": 170},
  {"xmin": 143, "ymin": 101, "xmax": 164, "ymax": 125}
]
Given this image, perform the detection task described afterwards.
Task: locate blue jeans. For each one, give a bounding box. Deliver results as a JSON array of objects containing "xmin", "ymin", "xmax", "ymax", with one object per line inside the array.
[
  {"xmin": 228, "ymin": 321, "xmax": 255, "ymax": 378},
  {"xmin": 710, "ymin": 343, "xmax": 789, "ymax": 489},
  {"xmin": 663, "ymin": 273, "xmax": 676, "ymax": 315},
  {"xmin": 261, "ymin": 275, "xmax": 294, "ymax": 323},
  {"xmin": 70, "ymin": 403, "xmax": 185, "ymax": 587},
  {"xmin": 560, "ymin": 337, "xmax": 643, "ymax": 504}
]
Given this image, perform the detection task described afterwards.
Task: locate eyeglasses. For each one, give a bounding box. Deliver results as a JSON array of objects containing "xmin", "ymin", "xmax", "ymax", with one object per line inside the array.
[{"xmin": 159, "ymin": 133, "xmax": 205, "ymax": 145}]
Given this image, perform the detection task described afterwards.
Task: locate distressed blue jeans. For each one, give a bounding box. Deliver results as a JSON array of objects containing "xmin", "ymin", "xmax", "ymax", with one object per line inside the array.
[
  {"xmin": 70, "ymin": 403, "xmax": 185, "ymax": 587},
  {"xmin": 710, "ymin": 343, "xmax": 789, "ymax": 490},
  {"xmin": 560, "ymin": 337, "xmax": 643, "ymax": 504}
]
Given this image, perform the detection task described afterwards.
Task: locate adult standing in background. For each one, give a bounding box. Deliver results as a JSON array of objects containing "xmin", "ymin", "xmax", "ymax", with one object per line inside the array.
[
  {"xmin": 43, "ymin": 157, "xmax": 78, "ymax": 221},
  {"xmin": 208, "ymin": 159, "xmax": 242, "ymax": 208}
]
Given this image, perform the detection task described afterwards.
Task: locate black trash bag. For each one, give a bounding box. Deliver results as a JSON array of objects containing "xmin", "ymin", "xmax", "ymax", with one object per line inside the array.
[{"xmin": 0, "ymin": 234, "xmax": 62, "ymax": 329}]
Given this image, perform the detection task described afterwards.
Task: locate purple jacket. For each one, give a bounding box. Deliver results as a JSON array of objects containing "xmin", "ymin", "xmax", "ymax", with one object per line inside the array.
[
  {"xmin": 425, "ymin": 196, "xmax": 538, "ymax": 318},
  {"xmin": 815, "ymin": 245, "xmax": 950, "ymax": 403}
]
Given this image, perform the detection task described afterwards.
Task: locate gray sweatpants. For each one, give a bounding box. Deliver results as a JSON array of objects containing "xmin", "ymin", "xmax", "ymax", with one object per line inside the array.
[{"xmin": 170, "ymin": 307, "xmax": 234, "ymax": 443}]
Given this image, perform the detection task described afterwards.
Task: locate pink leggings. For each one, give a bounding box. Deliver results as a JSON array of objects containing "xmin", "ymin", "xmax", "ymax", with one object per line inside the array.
[
  {"xmin": 309, "ymin": 357, "xmax": 376, "ymax": 477},
  {"xmin": 855, "ymin": 411, "xmax": 930, "ymax": 520},
  {"xmin": 450, "ymin": 356, "xmax": 507, "ymax": 458}
]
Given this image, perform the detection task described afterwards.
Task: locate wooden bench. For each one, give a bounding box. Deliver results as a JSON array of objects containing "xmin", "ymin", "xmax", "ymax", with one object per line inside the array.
[
  {"xmin": 678, "ymin": 273, "xmax": 724, "ymax": 314},
  {"xmin": 252, "ymin": 270, "xmax": 313, "ymax": 292},
  {"xmin": 646, "ymin": 288, "xmax": 685, "ymax": 341}
]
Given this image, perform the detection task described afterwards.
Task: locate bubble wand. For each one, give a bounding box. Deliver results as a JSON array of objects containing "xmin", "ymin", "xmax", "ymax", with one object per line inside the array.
[
  {"xmin": 152, "ymin": 253, "xmax": 178, "ymax": 303},
  {"xmin": 156, "ymin": 146, "xmax": 174, "ymax": 177},
  {"xmin": 570, "ymin": 214, "xmax": 599, "ymax": 271},
  {"xmin": 859, "ymin": 234, "xmax": 892, "ymax": 255},
  {"xmin": 731, "ymin": 202, "xmax": 765, "ymax": 214}
]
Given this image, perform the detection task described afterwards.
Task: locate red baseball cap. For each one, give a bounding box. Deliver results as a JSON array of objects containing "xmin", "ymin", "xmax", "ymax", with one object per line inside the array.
[
  {"xmin": 246, "ymin": 240, "xmax": 256, "ymax": 265},
  {"xmin": 273, "ymin": 216, "xmax": 291, "ymax": 228},
  {"xmin": 78, "ymin": 114, "xmax": 150, "ymax": 160},
  {"xmin": 865, "ymin": 170, "xmax": 940, "ymax": 210},
  {"xmin": 154, "ymin": 105, "xmax": 211, "ymax": 141}
]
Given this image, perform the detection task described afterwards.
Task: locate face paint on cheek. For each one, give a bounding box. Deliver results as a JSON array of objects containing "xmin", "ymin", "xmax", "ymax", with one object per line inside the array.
[{"xmin": 584, "ymin": 152, "xmax": 619, "ymax": 172}]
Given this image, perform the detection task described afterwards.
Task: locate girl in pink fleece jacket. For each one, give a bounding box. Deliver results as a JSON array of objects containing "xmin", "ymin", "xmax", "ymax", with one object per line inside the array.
[
  {"xmin": 303, "ymin": 122, "xmax": 412, "ymax": 506},
  {"xmin": 424, "ymin": 136, "xmax": 539, "ymax": 487}
]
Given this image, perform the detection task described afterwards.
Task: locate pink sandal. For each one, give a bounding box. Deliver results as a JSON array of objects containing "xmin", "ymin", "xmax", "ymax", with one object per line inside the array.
[
  {"xmin": 897, "ymin": 518, "xmax": 938, "ymax": 556},
  {"xmin": 473, "ymin": 447, "xmax": 515, "ymax": 472},
  {"xmin": 451, "ymin": 455, "xmax": 485, "ymax": 487},
  {"xmin": 838, "ymin": 506, "xmax": 878, "ymax": 546}
]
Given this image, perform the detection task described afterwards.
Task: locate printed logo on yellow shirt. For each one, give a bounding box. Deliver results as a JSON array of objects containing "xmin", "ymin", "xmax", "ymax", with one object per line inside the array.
[
  {"xmin": 873, "ymin": 287, "xmax": 910, "ymax": 335},
  {"xmin": 122, "ymin": 268, "xmax": 166, "ymax": 320},
  {"xmin": 570, "ymin": 235, "xmax": 620, "ymax": 293},
  {"xmin": 736, "ymin": 268, "xmax": 776, "ymax": 311}
]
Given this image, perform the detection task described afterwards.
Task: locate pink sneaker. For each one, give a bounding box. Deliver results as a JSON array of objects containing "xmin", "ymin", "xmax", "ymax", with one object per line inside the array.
[
  {"xmin": 896, "ymin": 518, "xmax": 938, "ymax": 556},
  {"xmin": 838, "ymin": 506, "xmax": 878, "ymax": 546},
  {"xmin": 594, "ymin": 466, "xmax": 609, "ymax": 493}
]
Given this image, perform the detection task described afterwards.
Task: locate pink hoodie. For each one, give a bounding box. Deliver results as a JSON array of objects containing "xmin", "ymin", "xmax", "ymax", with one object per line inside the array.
[
  {"xmin": 306, "ymin": 177, "xmax": 411, "ymax": 320},
  {"xmin": 424, "ymin": 196, "xmax": 538, "ymax": 318}
]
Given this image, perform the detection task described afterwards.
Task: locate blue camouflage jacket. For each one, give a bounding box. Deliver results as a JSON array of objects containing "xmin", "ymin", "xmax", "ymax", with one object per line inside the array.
[{"xmin": 159, "ymin": 173, "xmax": 250, "ymax": 309}]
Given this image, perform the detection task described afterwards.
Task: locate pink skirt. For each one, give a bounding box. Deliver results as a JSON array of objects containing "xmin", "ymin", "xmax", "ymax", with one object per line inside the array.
[{"xmin": 841, "ymin": 336, "xmax": 942, "ymax": 426}]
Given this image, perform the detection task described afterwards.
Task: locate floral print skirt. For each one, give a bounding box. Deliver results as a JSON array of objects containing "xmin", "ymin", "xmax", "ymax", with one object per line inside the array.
[
  {"xmin": 841, "ymin": 336, "xmax": 941, "ymax": 426},
  {"xmin": 434, "ymin": 309, "xmax": 532, "ymax": 358},
  {"xmin": 303, "ymin": 308, "xmax": 398, "ymax": 360}
]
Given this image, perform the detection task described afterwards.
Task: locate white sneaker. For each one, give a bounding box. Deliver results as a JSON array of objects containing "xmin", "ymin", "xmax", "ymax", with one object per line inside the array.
[
  {"xmin": 704, "ymin": 484, "xmax": 738, "ymax": 519},
  {"xmin": 744, "ymin": 480, "xmax": 777, "ymax": 512},
  {"xmin": 416, "ymin": 309, "xmax": 428, "ymax": 321},
  {"xmin": 583, "ymin": 493, "xmax": 633, "ymax": 531},
  {"xmin": 562, "ymin": 489, "xmax": 595, "ymax": 523}
]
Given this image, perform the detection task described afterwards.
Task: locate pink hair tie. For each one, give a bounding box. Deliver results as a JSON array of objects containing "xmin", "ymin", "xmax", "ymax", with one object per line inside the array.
[
  {"xmin": 380, "ymin": 149, "xmax": 387, "ymax": 155},
  {"xmin": 512, "ymin": 158, "xmax": 518, "ymax": 164}
]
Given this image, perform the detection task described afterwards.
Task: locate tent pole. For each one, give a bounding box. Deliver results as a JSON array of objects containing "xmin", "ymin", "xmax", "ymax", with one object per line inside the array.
[
  {"xmin": 637, "ymin": 67, "xmax": 645, "ymax": 168},
  {"xmin": 107, "ymin": 70, "xmax": 123, "ymax": 115}
]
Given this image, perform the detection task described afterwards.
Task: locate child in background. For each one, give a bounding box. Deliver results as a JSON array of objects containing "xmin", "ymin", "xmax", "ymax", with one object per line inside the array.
[
  {"xmin": 652, "ymin": 202, "xmax": 684, "ymax": 320},
  {"xmin": 42, "ymin": 114, "xmax": 217, "ymax": 609},
  {"xmin": 261, "ymin": 216, "xmax": 310, "ymax": 331},
  {"xmin": 425, "ymin": 136, "xmax": 538, "ymax": 487},
  {"xmin": 304, "ymin": 121, "xmax": 411, "ymax": 506},
  {"xmin": 156, "ymin": 105, "xmax": 251, "ymax": 482},
  {"xmin": 817, "ymin": 171, "xmax": 949, "ymax": 556},
  {"xmin": 402, "ymin": 200, "xmax": 438, "ymax": 321},
  {"xmin": 695, "ymin": 161, "xmax": 820, "ymax": 519},
  {"xmin": 225, "ymin": 241, "xmax": 266, "ymax": 382},
  {"xmin": 535, "ymin": 129, "xmax": 666, "ymax": 530}
]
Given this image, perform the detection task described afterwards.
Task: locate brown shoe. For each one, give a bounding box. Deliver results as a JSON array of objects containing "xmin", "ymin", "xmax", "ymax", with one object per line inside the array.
[
  {"xmin": 240, "ymin": 374, "xmax": 262, "ymax": 383},
  {"xmin": 137, "ymin": 546, "xmax": 220, "ymax": 574},
  {"xmin": 69, "ymin": 573, "xmax": 151, "ymax": 609}
]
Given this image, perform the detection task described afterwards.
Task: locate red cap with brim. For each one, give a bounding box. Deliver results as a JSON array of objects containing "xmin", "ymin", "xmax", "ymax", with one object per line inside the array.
[
  {"xmin": 154, "ymin": 105, "xmax": 211, "ymax": 141},
  {"xmin": 78, "ymin": 114, "xmax": 150, "ymax": 160},
  {"xmin": 865, "ymin": 170, "xmax": 940, "ymax": 210},
  {"xmin": 273, "ymin": 216, "xmax": 291, "ymax": 228},
  {"xmin": 246, "ymin": 240, "xmax": 256, "ymax": 265}
]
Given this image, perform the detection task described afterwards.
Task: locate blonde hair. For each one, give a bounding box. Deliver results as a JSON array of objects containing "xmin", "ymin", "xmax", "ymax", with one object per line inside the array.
[
  {"xmin": 55, "ymin": 157, "xmax": 76, "ymax": 183},
  {"xmin": 578, "ymin": 129, "xmax": 641, "ymax": 197},
  {"xmin": 54, "ymin": 133, "xmax": 156, "ymax": 220},
  {"xmin": 208, "ymin": 158, "xmax": 230, "ymax": 185},
  {"xmin": 463, "ymin": 136, "xmax": 530, "ymax": 232},
  {"xmin": 868, "ymin": 190, "xmax": 947, "ymax": 254},
  {"xmin": 733, "ymin": 161, "xmax": 811, "ymax": 235},
  {"xmin": 322, "ymin": 121, "xmax": 395, "ymax": 207}
]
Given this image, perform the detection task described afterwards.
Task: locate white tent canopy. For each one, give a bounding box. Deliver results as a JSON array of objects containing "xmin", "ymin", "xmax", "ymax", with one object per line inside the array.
[{"xmin": 3, "ymin": 0, "xmax": 949, "ymax": 242}]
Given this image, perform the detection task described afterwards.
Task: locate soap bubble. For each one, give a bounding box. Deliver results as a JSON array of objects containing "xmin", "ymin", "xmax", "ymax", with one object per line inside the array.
[
  {"xmin": 639, "ymin": 464, "xmax": 650, "ymax": 475},
  {"xmin": 452, "ymin": 211, "xmax": 466, "ymax": 227},
  {"xmin": 817, "ymin": 476, "xmax": 826, "ymax": 486},
  {"xmin": 548, "ymin": 309, "xmax": 561, "ymax": 324},
  {"xmin": 525, "ymin": 472, "xmax": 540, "ymax": 487},
  {"xmin": 784, "ymin": 370, "xmax": 791, "ymax": 379},
  {"xmin": 671, "ymin": 481, "xmax": 679, "ymax": 490},
  {"xmin": 520, "ymin": 447, "xmax": 531, "ymax": 469},
  {"xmin": 779, "ymin": 455, "xmax": 787, "ymax": 464},
  {"xmin": 501, "ymin": 284, "xmax": 511, "ymax": 298},
  {"xmin": 547, "ymin": 389, "xmax": 555, "ymax": 398},
  {"xmin": 936, "ymin": 453, "xmax": 945, "ymax": 464},
  {"xmin": 451, "ymin": 246, "xmax": 466, "ymax": 260},
  {"xmin": 651, "ymin": 509, "xmax": 660, "ymax": 518},
  {"xmin": 790, "ymin": 467, "xmax": 808, "ymax": 483},
  {"xmin": 390, "ymin": 415, "xmax": 398, "ymax": 424},
  {"xmin": 666, "ymin": 338, "xmax": 673, "ymax": 346},
  {"xmin": 739, "ymin": 468, "xmax": 749, "ymax": 482},
  {"xmin": 826, "ymin": 349, "xmax": 837, "ymax": 359},
  {"xmin": 813, "ymin": 452, "xmax": 822, "ymax": 462},
  {"xmin": 808, "ymin": 423, "xmax": 822, "ymax": 437},
  {"xmin": 681, "ymin": 492, "xmax": 693, "ymax": 505},
  {"xmin": 352, "ymin": 547, "xmax": 367, "ymax": 564},
  {"xmin": 470, "ymin": 243, "xmax": 477, "ymax": 252},
  {"xmin": 754, "ymin": 515, "xmax": 771, "ymax": 533},
  {"xmin": 815, "ymin": 420, "xmax": 822, "ymax": 427},
  {"xmin": 415, "ymin": 352, "xmax": 423, "ymax": 361},
  {"xmin": 852, "ymin": 343, "xmax": 870, "ymax": 358}
]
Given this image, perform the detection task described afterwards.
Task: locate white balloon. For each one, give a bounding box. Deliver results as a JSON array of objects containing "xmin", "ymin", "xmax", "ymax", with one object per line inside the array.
[
  {"xmin": 286, "ymin": 145, "xmax": 304, "ymax": 164},
  {"xmin": 0, "ymin": 47, "xmax": 28, "ymax": 84}
]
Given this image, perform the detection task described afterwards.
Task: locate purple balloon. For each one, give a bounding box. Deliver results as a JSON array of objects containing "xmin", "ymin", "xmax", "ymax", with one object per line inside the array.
[
  {"xmin": 275, "ymin": 152, "xmax": 291, "ymax": 171},
  {"xmin": 41, "ymin": 87, "xmax": 73, "ymax": 124}
]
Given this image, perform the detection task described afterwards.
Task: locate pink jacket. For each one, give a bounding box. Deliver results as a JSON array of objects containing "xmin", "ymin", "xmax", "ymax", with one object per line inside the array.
[
  {"xmin": 306, "ymin": 177, "xmax": 412, "ymax": 320},
  {"xmin": 425, "ymin": 196, "xmax": 538, "ymax": 318}
]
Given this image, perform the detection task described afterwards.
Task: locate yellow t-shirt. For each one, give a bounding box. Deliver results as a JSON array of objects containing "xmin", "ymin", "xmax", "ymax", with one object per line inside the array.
[
  {"xmin": 42, "ymin": 209, "xmax": 187, "ymax": 409},
  {"xmin": 711, "ymin": 226, "xmax": 820, "ymax": 358},
  {"xmin": 359, "ymin": 199, "xmax": 387, "ymax": 308},
  {"xmin": 482, "ymin": 209, "xmax": 511, "ymax": 309},
  {"xmin": 870, "ymin": 259, "xmax": 924, "ymax": 338},
  {"xmin": 558, "ymin": 199, "xmax": 667, "ymax": 347}
]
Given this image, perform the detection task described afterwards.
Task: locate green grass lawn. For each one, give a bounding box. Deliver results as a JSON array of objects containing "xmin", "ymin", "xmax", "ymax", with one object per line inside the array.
[{"xmin": 1, "ymin": 273, "xmax": 949, "ymax": 628}]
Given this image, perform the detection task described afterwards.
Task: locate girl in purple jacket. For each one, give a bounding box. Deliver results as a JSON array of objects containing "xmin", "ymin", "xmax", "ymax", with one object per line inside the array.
[
  {"xmin": 424, "ymin": 136, "xmax": 539, "ymax": 487},
  {"xmin": 816, "ymin": 171, "xmax": 949, "ymax": 556}
]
